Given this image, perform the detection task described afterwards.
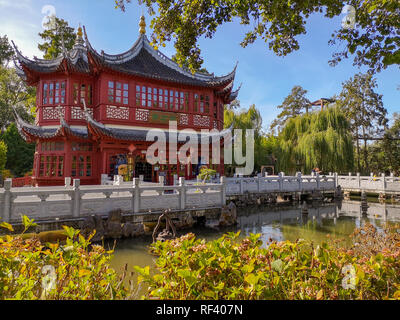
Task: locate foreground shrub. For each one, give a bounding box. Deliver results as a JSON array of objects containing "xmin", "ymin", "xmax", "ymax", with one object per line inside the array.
[
  {"xmin": 136, "ymin": 225, "xmax": 400, "ymax": 300},
  {"xmin": 0, "ymin": 217, "xmax": 132, "ymax": 300}
]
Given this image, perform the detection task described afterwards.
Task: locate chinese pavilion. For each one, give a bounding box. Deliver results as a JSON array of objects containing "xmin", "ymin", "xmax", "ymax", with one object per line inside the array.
[{"xmin": 12, "ymin": 16, "xmax": 239, "ymax": 186}]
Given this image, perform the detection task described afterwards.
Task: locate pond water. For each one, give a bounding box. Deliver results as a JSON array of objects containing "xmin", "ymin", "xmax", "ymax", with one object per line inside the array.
[{"xmin": 109, "ymin": 200, "xmax": 400, "ymax": 275}]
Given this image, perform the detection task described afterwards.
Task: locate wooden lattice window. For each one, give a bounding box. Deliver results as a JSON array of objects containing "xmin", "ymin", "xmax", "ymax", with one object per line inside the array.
[
  {"xmin": 194, "ymin": 94, "xmax": 199, "ymax": 112},
  {"xmin": 136, "ymin": 85, "xmax": 188, "ymax": 111},
  {"xmin": 41, "ymin": 141, "xmax": 64, "ymax": 152},
  {"xmin": 108, "ymin": 81, "xmax": 129, "ymax": 104},
  {"xmin": 71, "ymin": 155, "xmax": 92, "ymax": 177},
  {"xmin": 199, "ymin": 95, "xmax": 210, "ymax": 113},
  {"xmin": 73, "ymin": 82, "xmax": 93, "ymax": 105},
  {"xmin": 39, "ymin": 155, "xmax": 64, "ymax": 177},
  {"xmin": 43, "ymin": 81, "xmax": 66, "ymax": 105}
]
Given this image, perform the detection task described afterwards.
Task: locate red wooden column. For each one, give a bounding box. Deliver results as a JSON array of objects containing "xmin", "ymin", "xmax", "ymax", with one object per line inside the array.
[
  {"xmin": 102, "ymin": 149, "xmax": 108, "ymax": 175},
  {"xmin": 64, "ymin": 139, "xmax": 72, "ymax": 182}
]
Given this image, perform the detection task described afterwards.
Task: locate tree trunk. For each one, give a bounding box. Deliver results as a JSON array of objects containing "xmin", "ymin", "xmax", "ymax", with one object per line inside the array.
[
  {"xmin": 356, "ymin": 128, "xmax": 361, "ymax": 173},
  {"xmin": 362, "ymin": 126, "xmax": 368, "ymax": 173}
]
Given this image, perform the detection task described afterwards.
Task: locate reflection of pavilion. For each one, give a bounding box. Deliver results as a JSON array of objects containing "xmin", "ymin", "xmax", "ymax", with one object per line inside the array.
[{"xmin": 12, "ymin": 16, "xmax": 239, "ymax": 186}]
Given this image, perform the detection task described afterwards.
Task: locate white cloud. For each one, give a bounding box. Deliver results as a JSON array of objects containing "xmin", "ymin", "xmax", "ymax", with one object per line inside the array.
[{"xmin": 0, "ymin": 0, "xmax": 43, "ymax": 58}]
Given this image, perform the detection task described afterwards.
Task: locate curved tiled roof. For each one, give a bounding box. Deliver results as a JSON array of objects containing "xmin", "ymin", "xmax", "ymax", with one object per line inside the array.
[
  {"xmin": 84, "ymin": 28, "xmax": 236, "ymax": 88},
  {"xmin": 12, "ymin": 24, "xmax": 237, "ymax": 91},
  {"xmin": 12, "ymin": 37, "xmax": 91, "ymax": 75}
]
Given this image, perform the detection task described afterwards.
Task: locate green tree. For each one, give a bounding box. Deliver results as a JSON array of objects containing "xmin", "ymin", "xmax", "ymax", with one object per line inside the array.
[
  {"xmin": 368, "ymin": 113, "xmax": 400, "ymax": 175},
  {"xmin": 224, "ymin": 104, "xmax": 277, "ymax": 174},
  {"xmin": 277, "ymin": 106, "xmax": 354, "ymax": 174},
  {"xmin": 0, "ymin": 34, "xmax": 36, "ymax": 132},
  {"xmin": 270, "ymin": 86, "xmax": 311, "ymax": 133},
  {"xmin": 0, "ymin": 139, "xmax": 7, "ymax": 173},
  {"xmin": 1, "ymin": 123, "xmax": 35, "ymax": 177},
  {"xmin": 116, "ymin": 0, "xmax": 399, "ymax": 73},
  {"xmin": 0, "ymin": 66, "xmax": 36, "ymax": 132},
  {"xmin": 336, "ymin": 73, "xmax": 388, "ymax": 174},
  {"xmin": 38, "ymin": 17, "xmax": 77, "ymax": 60},
  {"xmin": 329, "ymin": 0, "xmax": 400, "ymax": 73},
  {"xmin": 0, "ymin": 35, "xmax": 14, "ymax": 66}
]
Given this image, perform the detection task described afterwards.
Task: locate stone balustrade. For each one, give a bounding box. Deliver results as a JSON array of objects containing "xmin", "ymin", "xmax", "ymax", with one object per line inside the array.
[
  {"xmin": 0, "ymin": 177, "xmax": 226, "ymax": 223},
  {"xmin": 337, "ymin": 173, "xmax": 400, "ymax": 194},
  {"xmin": 2, "ymin": 172, "xmax": 400, "ymax": 223},
  {"xmin": 225, "ymin": 172, "xmax": 337, "ymax": 195}
]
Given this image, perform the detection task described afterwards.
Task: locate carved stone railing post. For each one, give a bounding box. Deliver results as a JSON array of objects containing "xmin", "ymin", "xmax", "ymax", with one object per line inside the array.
[
  {"xmin": 159, "ymin": 175, "xmax": 165, "ymax": 186},
  {"xmin": 220, "ymin": 176, "xmax": 226, "ymax": 206},
  {"xmin": 278, "ymin": 172, "xmax": 283, "ymax": 191},
  {"xmin": 72, "ymin": 179, "xmax": 81, "ymax": 218},
  {"xmin": 179, "ymin": 177, "xmax": 186, "ymax": 210},
  {"xmin": 297, "ymin": 172, "xmax": 302, "ymax": 191},
  {"xmin": 3, "ymin": 179, "xmax": 12, "ymax": 222},
  {"xmin": 334, "ymin": 172, "xmax": 338, "ymax": 188},
  {"xmin": 239, "ymin": 177, "xmax": 244, "ymax": 194},
  {"xmin": 133, "ymin": 178, "xmax": 140, "ymax": 213},
  {"xmin": 65, "ymin": 177, "xmax": 71, "ymax": 188},
  {"xmin": 357, "ymin": 173, "xmax": 361, "ymax": 189},
  {"xmin": 381, "ymin": 173, "xmax": 386, "ymax": 192},
  {"xmin": 139, "ymin": 175, "xmax": 144, "ymax": 182}
]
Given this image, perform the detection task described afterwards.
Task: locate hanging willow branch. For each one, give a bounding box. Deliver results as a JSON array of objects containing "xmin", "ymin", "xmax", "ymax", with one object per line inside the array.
[{"xmin": 277, "ymin": 107, "xmax": 354, "ymax": 174}]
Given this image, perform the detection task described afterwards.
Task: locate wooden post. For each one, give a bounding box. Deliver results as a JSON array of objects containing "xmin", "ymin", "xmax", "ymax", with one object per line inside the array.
[
  {"xmin": 220, "ymin": 176, "xmax": 226, "ymax": 206},
  {"xmin": 2, "ymin": 179, "xmax": 12, "ymax": 222},
  {"xmin": 133, "ymin": 178, "xmax": 140, "ymax": 213},
  {"xmin": 179, "ymin": 177, "xmax": 186, "ymax": 210},
  {"xmin": 72, "ymin": 179, "xmax": 81, "ymax": 218}
]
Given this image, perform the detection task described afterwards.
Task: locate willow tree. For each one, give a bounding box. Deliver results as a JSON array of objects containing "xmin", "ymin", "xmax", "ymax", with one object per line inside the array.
[
  {"xmin": 277, "ymin": 107, "xmax": 354, "ymax": 174},
  {"xmin": 224, "ymin": 104, "xmax": 277, "ymax": 174}
]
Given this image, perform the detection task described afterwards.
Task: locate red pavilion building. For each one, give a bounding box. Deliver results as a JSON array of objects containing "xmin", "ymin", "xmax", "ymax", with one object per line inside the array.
[{"xmin": 12, "ymin": 17, "xmax": 239, "ymax": 186}]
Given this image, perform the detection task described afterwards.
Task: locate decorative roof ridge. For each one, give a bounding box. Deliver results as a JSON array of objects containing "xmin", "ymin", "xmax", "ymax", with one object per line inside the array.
[
  {"xmin": 229, "ymin": 83, "xmax": 242, "ymax": 102},
  {"xmin": 83, "ymin": 25, "xmax": 237, "ymax": 85},
  {"xmin": 12, "ymin": 40, "xmax": 65, "ymax": 68},
  {"xmin": 231, "ymin": 82, "xmax": 242, "ymax": 95},
  {"xmin": 83, "ymin": 25, "xmax": 145, "ymax": 64},
  {"xmin": 81, "ymin": 99, "xmax": 114, "ymax": 138},
  {"xmin": 13, "ymin": 58, "xmax": 27, "ymax": 80}
]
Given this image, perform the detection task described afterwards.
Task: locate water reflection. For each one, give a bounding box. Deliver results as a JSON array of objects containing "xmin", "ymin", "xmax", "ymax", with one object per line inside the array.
[{"xmin": 110, "ymin": 200, "xmax": 400, "ymax": 274}]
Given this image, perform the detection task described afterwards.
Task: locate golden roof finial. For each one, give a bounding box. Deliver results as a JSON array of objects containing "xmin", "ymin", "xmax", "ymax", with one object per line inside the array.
[
  {"xmin": 77, "ymin": 23, "xmax": 83, "ymax": 38},
  {"xmin": 139, "ymin": 15, "xmax": 146, "ymax": 35}
]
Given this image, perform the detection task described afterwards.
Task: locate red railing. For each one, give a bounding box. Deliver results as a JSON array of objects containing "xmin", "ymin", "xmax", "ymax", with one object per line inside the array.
[{"xmin": 12, "ymin": 176, "xmax": 33, "ymax": 188}]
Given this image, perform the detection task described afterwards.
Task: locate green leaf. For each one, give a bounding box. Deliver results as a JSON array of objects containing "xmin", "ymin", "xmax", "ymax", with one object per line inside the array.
[
  {"xmin": 0, "ymin": 221, "xmax": 14, "ymax": 232},
  {"xmin": 245, "ymin": 273, "xmax": 260, "ymax": 286}
]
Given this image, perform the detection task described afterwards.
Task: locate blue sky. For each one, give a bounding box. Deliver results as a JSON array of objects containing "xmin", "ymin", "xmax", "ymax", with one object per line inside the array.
[{"xmin": 1, "ymin": 0, "xmax": 398, "ymax": 129}]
